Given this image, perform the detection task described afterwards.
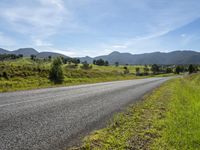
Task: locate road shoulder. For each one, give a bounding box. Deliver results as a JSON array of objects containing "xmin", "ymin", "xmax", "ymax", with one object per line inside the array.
[
  {"xmin": 69, "ymin": 73, "xmax": 200, "ymax": 150},
  {"xmin": 69, "ymin": 79, "xmax": 173, "ymax": 150}
]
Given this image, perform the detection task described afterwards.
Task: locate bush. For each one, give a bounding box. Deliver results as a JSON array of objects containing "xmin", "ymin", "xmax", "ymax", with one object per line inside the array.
[
  {"xmin": 143, "ymin": 65, "xmax": 149, "ymax": 75},
  {"xmin": 135, "ymin": 67, "xmax": 140, "ymax": 76},
  {"xmin": 188, "ymin": 64, "xmax": 195, "ymax": 74},
  {"xmin": 115, "ymin": 62, "xmax": 119, "ymax": 67},
  {"xmin": 175, "ymin": 66, "xmax": 181, "ymax": 74},
  {"xmin": 3, "ymin": 72, "xmax": 9, "ymax": 80},
  {"xmin": 124, "ymin": 66, "xmax": 130, "ymax": 74},
  {"xmin": 166, "ymin": 67, "xmax": 173, "ymax": 73},
  {"xmin": 81, "ymin": 61, "xmax": 92, "ymax": 70},
  {"xmin": 151, "ymin": 64, "xmax": 160, "ymax": 74},
  {"xmin": 49, "ymin": 57, "xmax": 64, "ymax": 84},
  {"xmin": 93, "ymin": 59, "xmax": 109, "ymax": 66},
  {"xmin": 66, "ymin": 64, "xmax": 78, "ymax": 69}
]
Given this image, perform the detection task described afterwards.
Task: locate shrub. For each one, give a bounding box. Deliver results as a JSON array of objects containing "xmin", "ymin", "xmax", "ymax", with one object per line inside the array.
[
  {"xmin": 66, "ymin": 64, "xmax": 78, "ymax": 69},
  {"xmin": 188, "ymin": 64, "xmax": 195, "ymax": 74},
  {"xmin": 81, "ymin": 61, "xmax": 92, "ymax": 70},
  {"xmin": 143, "ymin": 65, "xmax": 149, "ymax": 75},
  {"xmin": 49, "ymin": 57, "xmax": 64, "ymax": 84},
  {"xmin": 30, "ymin": 55, "xmax": 36, "ymax": 61},
  {"xmin": 135, "ymin": 67, "xmax": 140, "ymax": 76},
  {"xmin": 124, "ymin": 66, "xmax": 130, "ymax": 74},
  {"xmin": 166, "ymin": 67, "xmax": 173, "ymax": 73},
  {"xmin": 175, "ymin": 66, "xmax": 181, "ymax": 74},
  {"xmin": 3, "ymin": 72, "xmax": 9, "ymax": 80},
  {"xmin": 151, "ymin": 64, "xmax": 160, "ymax": 74},
  {"xmin": 93, "ymin": 59, "xmax": 109, "ymax": 66},
  {"xmin": 115, "ymin": 62, "xmax": 119, "ymax": 67}
]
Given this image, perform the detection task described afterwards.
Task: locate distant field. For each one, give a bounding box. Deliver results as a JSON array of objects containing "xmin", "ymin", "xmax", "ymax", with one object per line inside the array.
[
  {"xmin": 0, "ymin": 58, "xmax": 149, "ymax": 92},
  {"xmin": 71, "ymin": 73, "xmax": 200, "ymax": 150},
  {"xmin": 0, "ymin": 58, "xmax": 177, "ymax": 92}
]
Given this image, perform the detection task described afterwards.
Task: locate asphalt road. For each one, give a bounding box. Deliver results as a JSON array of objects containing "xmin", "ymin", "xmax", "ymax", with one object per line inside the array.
[{"xmin": 0, "ymin": 77, "xmax": 171, "ymax": 150}]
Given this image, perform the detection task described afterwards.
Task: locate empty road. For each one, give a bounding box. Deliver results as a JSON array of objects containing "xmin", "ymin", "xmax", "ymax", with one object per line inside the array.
[{"xmin": 0, "ymin": 77, "xmax": 171, "ymax": 150}]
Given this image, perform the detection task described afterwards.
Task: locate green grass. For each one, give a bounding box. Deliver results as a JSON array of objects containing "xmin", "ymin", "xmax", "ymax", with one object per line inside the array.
[
  {"xmin": 152, "ymin": 74, "xmax": 200, "ymax": 149},
  {"xmin": 92, "ymin": 65, "xmax": 144, "ymax": 74},
  {"xmin": 70, "ymin": 73, "xmax": 200, "ymax": 150},
  {"xmin": 0, "ymin": 75, "xmax": 139, "ymax": 92},
  {"xmin": 0, "ymin": 58, "xmax": 174, "ymax": 92},
  {"xmin": 0, "ymin": 59, "xmax": 140, "ymax": 92}
]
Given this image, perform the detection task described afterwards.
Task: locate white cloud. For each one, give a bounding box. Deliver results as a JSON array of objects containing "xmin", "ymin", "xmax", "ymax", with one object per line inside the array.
[
  {"xmin": 0, "ymin": 0, "xmax": 67, "ymax": 46},
  {"xmin": 54, "ymin": 50, "xmax": 79, "ymax": 57},
  {"xmin": 52, "ymin": 49, "xmax": 113, "ymax": 57},
  {"xmin": 33, "ymin": 39, "xmax": 53, "ymax": 47},
  {"xmin": 99, "ymin": 0, "xmax": 200, "ymax": 54},
  {"xmin": 111, "ymin": 45, "xmax": 127, "ymax": 49}
]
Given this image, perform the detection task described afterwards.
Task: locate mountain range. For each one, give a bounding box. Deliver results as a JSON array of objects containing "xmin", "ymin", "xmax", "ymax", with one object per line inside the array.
[
  {"xmin": 0, "ymin": 48, "xmax": 200, "ymax": 64},
  {"xmin": 85, "ymin": 50, "xmax": 200, "ymax": 65},
  {"xmin": 0, "ymin": 48, "xmax": 67, "ymax": 58}
]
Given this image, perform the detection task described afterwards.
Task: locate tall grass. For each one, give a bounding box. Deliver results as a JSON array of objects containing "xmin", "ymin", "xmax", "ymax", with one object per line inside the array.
[
  {"xmin": 0, "ymin": 59, "xmax": 152, "ymax": 92},
  {"xmin": 0, "ymin": 58, "xmax": 175, "ymax": 92},
  {"xmin": 153, "ymin": 74, "xmax": 200, "ymax": 149},
  {"xmin": 70, "ymin": 73, "xmax": 200, "ymax": 150}
]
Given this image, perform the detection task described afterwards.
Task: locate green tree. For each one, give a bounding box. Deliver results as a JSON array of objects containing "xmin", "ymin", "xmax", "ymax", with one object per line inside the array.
[
  {"xmin": 93, "ymin": 60, "xmax": 96, "ymax": 65},
  {"xmin": 123, "ymin": 66, "xmax": 129, "ymax": 74},
  {"xmin": 48, "ymin": 56, "xmax": 52, "ymax": 61},
  {"xmin": 166, "ymin": 67, "xmax": 173, "ymax": 73},
  {"xmin": 175, "ymin": 66, "xmax": 181, "ymax": 74},
  {"xmin": 135, "ymin": 67, "xmax": 140, "ymax": 76},
  {"xmin": 115, "ymin": 62, "xmax": 119, "ymax": 67},
  {"xmin": 71, "ymin": 58, "xmax": 80, "ymax": 65},
  {"xmin": 188, "ymin": 64, "xmax": 195, "ymax": 74},
  {"xmin": 30, "ymin": 54, "xmax": 36, "ymax": 61},
  {"xmin": 143, "ymin": 65, "xmax": 149, "ymax": 75},
  {"xmin": 49, "ymin": 57, "xmax": 64, "ymax": 84},
  {"xmin": 105, "ymin": 61, "xmax": 109, "ymax": 66},
  {"xmin": 3, "ymin": 72, "xmax": 9, "ymax": 80},
  {"xmin": 96, "ymin": 59, "xmax": 109, "ymax": 66},
  {"xmin": 81, "ymin": 61, "xmax": 92, "ymax": 70},
  {"xmin": 151, "ymin": 64, "xmax": 159, "ymax": 74}
]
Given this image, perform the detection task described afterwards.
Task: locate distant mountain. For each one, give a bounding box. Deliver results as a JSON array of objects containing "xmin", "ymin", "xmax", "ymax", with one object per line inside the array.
[
  {"xmin": 13, "ymin": 48, "xmax": 39, "ymax": 57},
  {"xmin": 94, "ymin": 51, "xmax": 134, "ymax": 64},
  {"xmin": 0, "ymin": 48, "xmax": 69, "ymax": 58},
  {"xmin": 0, "ymin": 48, "xmax": 11, "ymax": 54},
  {"xmin": 1, "ymin": 47, "xmax": 200, "ymax": 64},
  {"xmin": 78, "ymin": 56, "xmax": 93, "ymax": 63},
  {"xmin": 36, "ymin": 52, "xmax": 68, "ymax": 58},
  {"xmin": 0, "ymin": 48, "xmax": 38, "ymax": 56},
  {"xmin": 80, "ymin": 50, "xmax": 200, "ymax": 64}
]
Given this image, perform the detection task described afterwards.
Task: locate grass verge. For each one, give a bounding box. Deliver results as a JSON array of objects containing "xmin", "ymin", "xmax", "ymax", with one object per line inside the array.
[
  {"xmin": 0, "ymin": 73, "xmax": 175, "ymax": 93},
  {"xmin": 70, "ymin": 73, "xmax": 200, "ymax": 150},
  {"xmin": 0, "ymin": 75, "xmax": 139, "ymax": 92},
  {"xmin": 0, "ymin": 58, "xmax": 176, "ymax": 92}
]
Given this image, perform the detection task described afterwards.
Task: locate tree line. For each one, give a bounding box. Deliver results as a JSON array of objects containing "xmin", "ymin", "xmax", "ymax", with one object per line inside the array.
[
  {"xmin": 93, "ymin": 59, "xmax": 109, "ymax": 66},
  {"xmin": 134, "ymin": 64, "xmax": 198, "ymax": 76},
  {"xmin": 0, "ymin": 54, "xmax": 23, "ymax": 61}
]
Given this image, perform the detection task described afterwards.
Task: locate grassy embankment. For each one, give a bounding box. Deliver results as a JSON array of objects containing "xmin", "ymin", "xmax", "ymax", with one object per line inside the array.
[
  {"xmin": 71, "ymin": 73, "xmax": 200, "ymax": 150},
  {"xmin": 0, "ymin": 58, "xmax": 174, "ymax": 92},
  {"xmin": 0, "ymin": 58, "xmax": 165, "ymax": 92}
]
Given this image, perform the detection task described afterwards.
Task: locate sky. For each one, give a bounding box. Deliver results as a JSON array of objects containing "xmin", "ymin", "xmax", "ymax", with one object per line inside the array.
[{"xmin": 0, "ymin": 0, "xmax": 200, "ymax": 57}]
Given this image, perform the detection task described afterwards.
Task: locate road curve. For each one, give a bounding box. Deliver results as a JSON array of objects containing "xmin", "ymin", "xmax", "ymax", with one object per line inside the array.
[{"xmin": 0, "ymin": 77, "xmax": 171, "ymax": 150}]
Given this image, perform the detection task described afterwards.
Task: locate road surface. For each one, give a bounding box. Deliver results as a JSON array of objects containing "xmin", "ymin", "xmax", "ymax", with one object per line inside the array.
[{"xmin": 0, "ymin": 77, "xmax": 171, "ymax": 150}]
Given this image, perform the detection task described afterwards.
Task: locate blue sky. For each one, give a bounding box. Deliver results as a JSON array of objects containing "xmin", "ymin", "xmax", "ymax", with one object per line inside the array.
[{"xmin": 0, "ymin": 0, "xmax": 200, "ymax": 57}]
